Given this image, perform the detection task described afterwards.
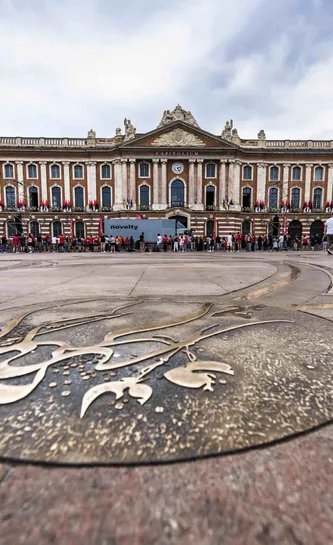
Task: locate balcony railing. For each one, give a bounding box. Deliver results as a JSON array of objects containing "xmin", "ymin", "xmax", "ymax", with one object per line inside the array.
[
  {"xmin": 169, "ymin": 201, "xmax": 187, "ymax": 208},
  {"xmin": 138, "ymin": 204, "xmax": 151, "ymax": 211}
]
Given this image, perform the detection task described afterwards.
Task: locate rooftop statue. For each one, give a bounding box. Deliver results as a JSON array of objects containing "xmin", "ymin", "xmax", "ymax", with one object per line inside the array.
[
  {"xmin": 124, "ymin": 119, "xmax": 136, "ymax": 140},
  {"xmin": 158, "ymin": 105, "xmax": 200, "ymax": 128}
]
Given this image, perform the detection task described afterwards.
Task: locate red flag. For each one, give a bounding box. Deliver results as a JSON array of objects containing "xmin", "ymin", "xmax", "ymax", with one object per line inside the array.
[
  {"xmin": 283, "ymin": 213, "xmax": 287, "ymax": 235},
  {"xmin": 70, "ymin": 216, "xmax": 73, "ymax": 239},
  {"xmin": 99, "ymin": 215, "xmax": 103, "ymax": 236},
  {"xmin": 136, "ymin": 213, "xmax": 143, "ymax": 220},
  {"xmin": 213, "ymin": 215, "xmax": 217, "ymax": 238}
]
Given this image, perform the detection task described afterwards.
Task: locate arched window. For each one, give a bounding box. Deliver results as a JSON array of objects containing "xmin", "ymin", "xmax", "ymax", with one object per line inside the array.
[
  {"xmin": 269, "ymin": 166, "xmax": 279, "ymax": 181},
  {"xmin": 30, "ymin": 221, "xmax": 39, "ymax": 238},
  {"xmin": 51, "ymin": 164, "xmax": 60, "ymax": 179},
  {"xmin": 292, "ymin": 166, "xmax": 301, "ymax": 181},
  {"xmin": 242, "ymin": 187, "xmax": 252, "ymax": 208},
  {"xmin": 291, "ymin": 188, "xmax": 300, "ymax": 209},
  {"xmin": 4, "ymin": 164, "xmax": 14, "ymax": 178},
  {"xmin": 243, "ymin": 165, "xmax": 252, "ymax": 180},
  {"xmin": 7, "ymin": 220, "xmax": 17, "ymax": 237},
  {"xmin": 74, "ymin": 186, "xmax": 84, "ymax": 208},
  {"xmin": 74, "ymin": 164, "xmax": 83, "ymax": 179},
  {"xmin": 314, "ymin": 166, "xmax": 324, "ymax": 181},
  {"xmin": 75, "ymin": 221, "xmax": 85, "ymax": 239},
  {"xmin": 269, "ymin": 187, "xmax": 278, "ymax": 209},
  {"xmin": 53, "ymin": 220, "xmax": 62, "ymax": 238},
  {"xmin": 206, "ymin": 220, "xmax": 214, "ymax": 237},
  {"xmin": 29, "ymin": 186, "xmax": 39, "ymax": 208},
  {"xmin": 205, "ymin": 185, "xmax": 215, "ymax": 208},
  {"xmin": 5, "ymin": 186, "xmax": 15, "ymax": 207},
  {"xmin": 101, "ymin": 164, "xmax": 111, "ymax": 179},
  {"xmin": 51, "ymin": 187, "xmax": 61, "ymax": 208},
  {"xmin": 139, "ymin": 162, "xmax": 150, "ymax": 178},
  {"xmin": 101, "ymin": 186, "xmax": 111, "ymax": 207},
  {"xmin": 313, "ymin": 188, "xmax": 323, "ymax": 209},
  {"xmin": 27, "ymin": 164, "xmax": 37, "ymax": 179},
  {"xmin": 206, "ymin": 163, "xmax": 216, "ymax": 178},
  {"xmin": 139, "ymin": 185, "xmax": 150, "ymax": 210},
  {"xmin": 170, "ymin": 180, "xmax": 185, "ymax": 207}
]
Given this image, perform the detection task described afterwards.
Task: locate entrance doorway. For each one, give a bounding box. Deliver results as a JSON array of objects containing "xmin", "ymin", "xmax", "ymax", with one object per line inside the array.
[
  {"xmin": 310, "ymin": 220, "xmax": 324, "ymax": 242},
  {"xmin": 242, "ymin": 220, "xmax": 252, "ymax": 236},
  {"xmin": 288, "ymin": 220, "xmax": 302, "ymax": 240},
  {"xmin": 268, "ymin": 215, "xmax": 280, "ymax": 238},
  {"xmin": 169, "ymin": 215, "xmax": 188, "ymax": 229},
  {"xmin": 205, "ymin": 186, "xmax": 215, "ymax": 208}
]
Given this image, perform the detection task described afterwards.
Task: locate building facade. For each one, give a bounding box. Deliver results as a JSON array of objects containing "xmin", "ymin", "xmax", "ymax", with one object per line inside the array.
[{"xmin": 0, "ymin": 104, "xmax": 332, "ymax": 241}]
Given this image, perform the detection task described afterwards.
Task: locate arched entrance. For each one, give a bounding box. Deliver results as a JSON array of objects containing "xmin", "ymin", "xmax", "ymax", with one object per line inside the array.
[
  {"xmin": 288, "ymin": 220, "xmax": 302, "ymax": 240},
  {"xmin": 169, "ymin": 215, "xmax": 188, "ymax": 229},
  {"xmin": 268, "ymin": 215, "xmax": 280, "ymax": 238},
  {"xmin": 170, "ymin": 180, "xmax": 185, "ymax": 208},
  {"xmin": 242, "ymin": 220, "xmax": 252, "ymax": 236},
  {"xmin": 310, "ymin": 220, "xmax": 324, "ymax": 242}
]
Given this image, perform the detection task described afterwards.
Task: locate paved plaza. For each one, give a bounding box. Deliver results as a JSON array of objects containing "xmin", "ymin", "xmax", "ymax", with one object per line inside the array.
[{"xmin": 0, "ymin": 251, "xmax": 332, "ymax": 544}]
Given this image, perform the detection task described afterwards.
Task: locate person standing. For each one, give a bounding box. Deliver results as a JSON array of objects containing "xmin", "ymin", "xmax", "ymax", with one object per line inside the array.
[
  {"xmin": 1, "ymin": 233, "xmax": 7, "ymax": 253},
  {"xmin": 227, "ymin": 232, "xmax": 233, "ymax": 252},
  {"xmin": 12, "ymin": 234, "xmax": 19, "ymax": 253},
  {"xmin": 325, "ymin": 211, "xmax": 333, "ymax": 254}
]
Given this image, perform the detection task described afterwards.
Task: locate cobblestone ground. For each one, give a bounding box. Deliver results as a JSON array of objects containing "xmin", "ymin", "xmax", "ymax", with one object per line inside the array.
[{"xmin": 0, "ymin": 251, "xmax": 332, "ymax": 545}]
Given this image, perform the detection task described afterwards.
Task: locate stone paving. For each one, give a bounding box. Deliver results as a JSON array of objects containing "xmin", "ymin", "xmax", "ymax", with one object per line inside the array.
[{"xmin": 0, "ymin": 251, "xmax": 332, "ymax": 544}]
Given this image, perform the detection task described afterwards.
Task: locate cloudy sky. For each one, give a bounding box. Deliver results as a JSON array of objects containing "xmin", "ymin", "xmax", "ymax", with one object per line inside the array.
[{"xmin": 0, "ymin": 0, "xmax": 332, "ymax": 139}]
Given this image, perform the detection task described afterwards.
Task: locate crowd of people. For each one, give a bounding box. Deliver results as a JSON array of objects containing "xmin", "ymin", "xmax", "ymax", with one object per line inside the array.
[{"xmin": 0, "ymin": 231, "xmax": 327, "ymax": 253}]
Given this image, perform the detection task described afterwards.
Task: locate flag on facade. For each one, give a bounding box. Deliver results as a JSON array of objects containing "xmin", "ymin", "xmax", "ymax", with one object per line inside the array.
[
  {"xmin": 70, "ymin": 216, "xmax": 73, "ymax": 239},
  {"xmin": 99, "ymin": 215, "xmax": 103, "ymax": 236},
  {"xmin": 136, "ymin": 213, "xmax": 143, "ymax": 220},
  {"xmin": 283, "ymin": 213, "xmax": 287, "ymax": 235},
  {"xmin": 252, "ymin": 215, "xmax": 256, "ymax": 236},
  {"xmin": 213, "ymin": 215, "xmax": 217, "ymax": 238}
]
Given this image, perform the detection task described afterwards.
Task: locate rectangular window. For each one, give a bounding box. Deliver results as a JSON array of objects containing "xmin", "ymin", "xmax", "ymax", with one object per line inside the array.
[
  {"xmin": 51, "ymin": 165, "xmax": 60, "ymax": 179},
  {"xmin": 243, "ymin": 166, "xmax": 252, "ymax": 180},
  {"xmin": 139, "ymin": 163, "xmax": 149, "ymax": 177},
  {"xmin": 206, "ymin": 164, "xmax": 216, "ymax": 178},
  {"xmin": 101, "ymin": 164, "xmax": 111, "ymax": 179},
  {"xmin": 28, "ymin": 164, "xmax": 37, "ymax": 179},
  {"xmin": 74, "ymin": 165, "xmax": 83, "ymax": 179},
  {"xmin": 4, "ymin": 164, "xmax": 14, "ymax": 178}
]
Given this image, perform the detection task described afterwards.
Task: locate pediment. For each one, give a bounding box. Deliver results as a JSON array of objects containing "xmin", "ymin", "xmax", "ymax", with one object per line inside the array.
[
  {"xmin": 120, "ymin": 121, "xmax": 238, "ymax": 149},
  {"xmin": 152, "ymin": 128, "xmax": 205, "ymax": 147}
]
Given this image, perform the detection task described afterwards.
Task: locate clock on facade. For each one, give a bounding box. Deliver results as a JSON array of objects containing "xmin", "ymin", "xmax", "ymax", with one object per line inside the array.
[{"xmin": 172, "ymin": 162, "xmax": 184, "ymax": 174}]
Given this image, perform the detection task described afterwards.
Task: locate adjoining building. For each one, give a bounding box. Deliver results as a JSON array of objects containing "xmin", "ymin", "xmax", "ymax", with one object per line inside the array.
[{"xmin": 0, "ymin": 104, "xmax": 331, "ymax": 241}]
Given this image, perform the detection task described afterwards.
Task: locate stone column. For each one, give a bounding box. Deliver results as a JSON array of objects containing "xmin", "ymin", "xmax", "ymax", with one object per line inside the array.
[
  {"xmin": 113, "ymin": 159, "xmax": 123, "ymax": 210},
  {"xmin": 15, "ymin": 161, "xmax": 24, "ymax": 201},
  {"xmin": 327, "ymin": 164, "xmax": 333, "ymax": 204},
  {"xmin": 161, "ymin": 160, "xmax": 167, "ymax": 207},
  {"xmin": 196, "ymin": 160, "xmax": 204, "ymax": 210},
  {"xmin": 121, "ymin": 159, "xmax": 128, "ymax": 203},
  {"xmin": 189, "ymin": 159, "xmax": 195, "ymax": 207},
  {"xmin": 63, "ymin": 161, "xmax": 70, "ymax": 202},
  {"xmin": 233, "ymin": 161, "xmax": 241, "ymax": 209},
  {"xmin": 227, "ymin": 160, "xmax": 234, "ymax": 203},
  {"xmin": 282, "ymin": 163, "xmax": 290, "ymax": 202},
  {"xmin": 219, "ymin": 160, "xmax": 226, "ymax": 208},
  {"xmin": 256, "ymin": 163, "xmax": 267, "ymax": 204},
  {"xmin": 87, "ymin": 161, "xmax": 97, "ymax": 203},
  {"xmin": 152, "ymin": 158, "xmax": 160, "ymax": 210},
  {"xmin": 304, "ymin": 164, "xmax": 313, "ymax": 203},
  {"xmin": 129, "ymin": 159, "xmax": 136, "ymax": 208},
  {"xmin": 39, "ymin": 161, "xmax": 48, "ymax": 203}
]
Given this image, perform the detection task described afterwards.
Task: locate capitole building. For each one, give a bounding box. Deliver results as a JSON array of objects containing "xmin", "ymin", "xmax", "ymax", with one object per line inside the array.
[{"xmin": 0, "ymin": 104, "xmax": 332, "ymax": 241}]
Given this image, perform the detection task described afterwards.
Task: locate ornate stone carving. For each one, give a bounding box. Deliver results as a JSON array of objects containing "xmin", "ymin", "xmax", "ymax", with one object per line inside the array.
[
  {"xmin": 152, "ymin": 128, "xmax": 205, "ymax": 147},
  {"xmin": 115, "ymin": 127, "xmax": 122, "ymax": 136},
  {"xmin": 258, "ymin": 129, "xmax": 266, "ymax": 140},
  {"xmin": 157, "ymin": 105, "xmax": 200, "ymax": 128},
  {"xmin": 87, "ymin": 129, "xmax": 96, "ymax": 139},
  {"xmin": 124, "ymin": 119, "xmax": 136, "ymax": 141}
]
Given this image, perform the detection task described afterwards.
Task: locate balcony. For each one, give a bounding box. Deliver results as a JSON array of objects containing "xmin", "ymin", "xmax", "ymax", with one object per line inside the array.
[
  {"xmin": 205, "ymin": 205, "xmax": 217, "ymax": 211},
  {"xmin": 138, "ymin": 204, "xmax": 151, "ymax": 211}
]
